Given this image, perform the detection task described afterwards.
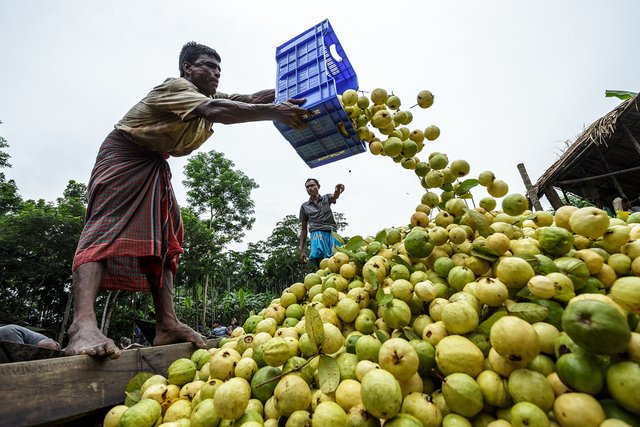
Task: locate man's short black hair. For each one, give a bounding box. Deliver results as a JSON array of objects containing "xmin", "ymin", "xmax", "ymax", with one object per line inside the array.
[
  {"xmin": 305, "ymin": 178, "xmax": 320, "ymax": 187},
  {"xmin": 179, "ymin": 42, "xmax": 221, "ymax": 77}
]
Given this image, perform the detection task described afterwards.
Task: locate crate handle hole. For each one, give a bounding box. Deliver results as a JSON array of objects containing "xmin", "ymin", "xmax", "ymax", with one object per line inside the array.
[{"xmin": 329, "ymin": 44, "xmax": 343, "ymax": 62}]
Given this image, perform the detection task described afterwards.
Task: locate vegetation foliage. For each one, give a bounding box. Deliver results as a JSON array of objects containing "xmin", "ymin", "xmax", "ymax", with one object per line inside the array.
[{"xmin": 0, "ymin": 129, "xmax": 347, "ymax": 345}]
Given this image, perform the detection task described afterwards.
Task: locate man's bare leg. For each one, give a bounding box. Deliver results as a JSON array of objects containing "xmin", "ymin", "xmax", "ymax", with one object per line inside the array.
[
  {"xmin": 151, "ymin": 268, "xmax": 207, "ymax": 348},
  {"xmin": 65, "ymin": 262, "xmax": 121, "ymax": 358}
]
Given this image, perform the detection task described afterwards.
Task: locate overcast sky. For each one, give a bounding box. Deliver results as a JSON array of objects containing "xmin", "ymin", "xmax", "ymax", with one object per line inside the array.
[{"xmin": 1, "ymin": 1, "xmax": 638, "ymax": 250}]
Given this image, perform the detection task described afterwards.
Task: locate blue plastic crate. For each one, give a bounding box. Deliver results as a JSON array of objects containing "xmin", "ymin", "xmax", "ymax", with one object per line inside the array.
[{"xmin": 274, "ymin": 19, "xmax": 365, "ymax": 168}]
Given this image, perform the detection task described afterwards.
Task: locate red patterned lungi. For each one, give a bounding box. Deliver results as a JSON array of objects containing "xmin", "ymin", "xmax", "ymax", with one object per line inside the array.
[{"xmin": 73, "ymin": 129, "xmax": 184, "ymax": 291}]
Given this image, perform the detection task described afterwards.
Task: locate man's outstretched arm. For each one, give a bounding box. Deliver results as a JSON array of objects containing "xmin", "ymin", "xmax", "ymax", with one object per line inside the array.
[
  {"xmin": 299, "ymin": 220, "xmax": 309, "ymax": 263},
  {"xmin": 330, "ymin": 184, "xmax": 345, "ymax": 203}
]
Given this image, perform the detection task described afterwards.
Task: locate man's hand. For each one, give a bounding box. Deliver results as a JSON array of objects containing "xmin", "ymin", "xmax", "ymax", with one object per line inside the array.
[
  {"xmin": 300, "ymin": 251, "xmax": 308, "ymax": 264},
  {"xmin": 274, "ymin": 98, "xmax": 310, "ymax": 130},
  {"xmin": 335, "ymin": 184, "xmax": 345, "ymax": 194}
]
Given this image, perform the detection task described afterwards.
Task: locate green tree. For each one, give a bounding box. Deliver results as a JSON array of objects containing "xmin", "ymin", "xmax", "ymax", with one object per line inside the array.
[
  {"xmin": 0, "ymin": 180, "xmax": 85, "ymax": 337},
  {"xmin": 183, "ymin": 150, "xmax": 259, "ymax": 246},
  {"xmin": 181, "ymin": 150, "xmax": 259, "ymax": 326},
  {"xmin": 0, "ymin": 129, "xmax": 22, "ymax": 214}
]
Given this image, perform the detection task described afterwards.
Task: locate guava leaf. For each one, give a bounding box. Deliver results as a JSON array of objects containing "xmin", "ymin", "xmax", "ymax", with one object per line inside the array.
[
  {"xmin": 124, "ymin": 389, "xmax": 141, "ymax": 407},
  {"xmin": 605, "ymin": 89, "xmax": 637, "ymax": 100},
  {"xmin": 318, "ymin": 355, "xmax": 341, "ymax": 394},
  {"xmin": 367, "ymin": 269, "xmax": 379, "ymax": 291},
  {"xmin": 375, "ymin": 329, "xmax": 389, "ymax": 344},
  {"xmin": 125, "ymin": 371, "xmax": 154, "ymax": 393},
  {"xmin": 471, "ymin": 247, "xmax": 499, "ymax": 262},
  {"xmin": 375, "ymin": 229, "xmax": 387, "ymax": 244},
  {"xmin": 335, "ymin": 246, "xmax": 355, "ymax": 259},
  {"xmin": 344, "ymin": 235, "xmax": 365, "ymax": 251},
  {"xmin": 392, "ymin": 255, "xmax": 415, "ymax": 273},
  {"xmin": 332, "ymin": 231, "xmax": 345, "ymax": 246},
  {"xmin": 442, "ymin": 183, "xmax": 453, "ymax": 192},
  {"xmin": 403, "ymin": 326, "xmax": 421, "ymax": 341},
  {"xmin": 305, "ymin": 305, "xmax": 324, "ymax": 351},
  {"xmin": 464, "ymin": 208, "xmax": 492, "ymax": 237},
  {"xmin": 376, "ymin": 286, "xmax": 393, "ymax": 306},
  {"xmin": 505, "ymin": 302, "xmax": 548, "ymax": 323},
  {"xmin": 457, "ymin": 179, "xmax": 480, "ymax": 193},
  {"xmin": 477, "ymin": 309, "xmax": 507, "ymax": 335},
  {"xmin": 438, "ymin": 202, "xmax": 446, "ymax": 210}
]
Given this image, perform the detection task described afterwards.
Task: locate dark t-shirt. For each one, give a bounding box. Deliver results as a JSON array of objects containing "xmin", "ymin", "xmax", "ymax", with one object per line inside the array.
[{"xmin": 299, "ymin": 194, "xmax": 336, "ymax": 232}]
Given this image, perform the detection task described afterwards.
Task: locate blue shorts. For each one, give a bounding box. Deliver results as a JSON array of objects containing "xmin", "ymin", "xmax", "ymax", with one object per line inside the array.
[{"xmin": 309, "ymin": 230, "xmax": 341, "ymax": 263}]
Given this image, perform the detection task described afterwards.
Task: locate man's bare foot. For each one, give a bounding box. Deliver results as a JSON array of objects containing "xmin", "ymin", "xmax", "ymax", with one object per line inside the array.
[
  {"xmin": 65, "ymin": 322, "xmax": 121, "ymax": 359},
  {"xmin": 154, "ymin": 320, "xmax": 206, "ymax": 348}
]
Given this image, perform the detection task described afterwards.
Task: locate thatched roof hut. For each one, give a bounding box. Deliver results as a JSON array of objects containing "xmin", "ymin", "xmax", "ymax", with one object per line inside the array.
[{"xmin": 533, "ymin": 94, "xmax": 640, "ymax": 211}]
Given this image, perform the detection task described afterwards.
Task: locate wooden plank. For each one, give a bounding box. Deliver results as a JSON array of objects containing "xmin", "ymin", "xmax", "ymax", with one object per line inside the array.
[
  {"xmin": 0, "ymin": 339, "xmax": 219, "ymax": 427},
  {"xmin": 517, "ymin": 163, "xmax": 543, "ymax": 211}
]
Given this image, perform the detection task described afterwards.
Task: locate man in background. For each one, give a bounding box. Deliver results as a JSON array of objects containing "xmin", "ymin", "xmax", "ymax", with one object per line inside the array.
[{"xmin": 299, "ymin": 178, "xmax": 345, "ymax": 267}]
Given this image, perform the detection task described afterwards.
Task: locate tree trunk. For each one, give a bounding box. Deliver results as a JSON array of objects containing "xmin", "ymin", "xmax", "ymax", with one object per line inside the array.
[
  {"xmin": 58, "ymin": 290, "xmax": 73, "ymax": 344},
  {"xmin": 202, "ymin": 273, "xmax": 210, "ymax": 326},
  {"xmin": 102, "ymin": 290, "xmax": 120, "ymax": 336}
]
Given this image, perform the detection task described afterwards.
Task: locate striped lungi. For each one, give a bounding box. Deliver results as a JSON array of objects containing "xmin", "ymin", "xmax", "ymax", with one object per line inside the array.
[{"xmin": 73, "ymin": 129, "xmax": 184, "ymax": 291}]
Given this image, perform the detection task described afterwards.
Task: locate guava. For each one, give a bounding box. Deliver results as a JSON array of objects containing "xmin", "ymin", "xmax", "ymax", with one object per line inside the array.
[
  {"xmin": 553, "ymin": 257, "xmax": 590, "ymax": 290},
  {"xmin": 274, "ymin": 374, "xmax": 312, "ymax": 417},
  {"xmin": 607, "ymin": 361, "xmax": 640, "ymax": 414},
  {"xmin": 355, "ymin": 334, "xmax": 381, "ymax": 362},
  {"xmin": 167, "ymin": 358, "xmax": 197, "ymax": 386},
  {"xmin": 360, "ymin": 369, "xmax": 403, "ymax": 419},
  {"xmin": 119, "ymin": 399, "xmax": 162, "ymax": 427},
  {"xmin": 510, "ymin": 401, "xmax": 549, "ymax": 427},
  {"xmin": 163, "ymin": 398, "xmax": 192, "ymax": 422},
  {"xmin": 553, "ymin": 392, "xmax": 606, "ymax": 427},
  {"xmin": 442, "ymin": 372, "xmax": 483, "ymax": 418},
  {"xmin": 199, "ymin": 378, "xmax": 223, "ymax": 400},
  {"xmin": 476, "ymin": 369, "xmax": 511, "ymax": 408},
  {"xmin": 209, "ymin": 348, "xmax": 241, "ymax": 381},
  {"xmin": 103, "ymin": 404, "xmax": 128, "ymax": 427},
  {"xmin": 441, "ymin": 301, "xmax": 479, "ymax": 335},
  {"xmin": 561, "ymin": 299, "xmax": 631, "ymax": 355},
  {"xmin": 285, "ymin": 409, "xmax": 311, "ymax": 427},
  {"xmin": 555, "ymin": 352, "xmax": 603, "ymax": 395},
  {"xmin": 378, "ymin": 338, "xmax": 419, "ymax": 381},
  {"xmin": 536, "ymin": 226, "xmax": 574, "ymax": 257},
  {"xmin": 502, "ymin": 193, "xmax": 529, "ymax": 216},
  {"xmin": 404, "ymin": 229, "xmax": 433, "ymax": 259},
  {"xmin": 381, "ymin": 298, "xmax": 412, "ymax": 330},
  {"xmin": 179, "ymin": 380, "xmax": 205, "ymax": 400},
  {"xmin": 569, "ymin": 206, "xmax": 610, "ymax": 239},
  {"xmin": 383, "ymin": 413, "xmax": 424, "ymax": 427},
  {"xmin": 335, "ymin": 379, "xmax": 363, "ymax": 412},
  {"xmin": 243, "ymin": 315, "xmax": 264, "ymax": 334},
  {"xmin": 312, "ymin": 401, "xmax": 347, "ymax": 426},
  {"xmin": 390, "ymin": 279, "xmax": 414, "ymax": 303},
  {"xmin": 401, "ymin": 392, "xmax": 443, "ymax": 427},
  {"xmin": 335, "ymin": 351, "xmax": 359, "ymax": 381},
  {"xmin": 435, "ymin": 335, "xmax": 483, "ymax": 378},
  {"xmin": 447, "ymin": 266, "xmax": 476, "ymax": 292},
  {"xmin": 508, "ymin": 368, "xmax": 555, "ymax": 412},
  {"xmin": 345, "ymin": 404, "xmax": 381, "ymax": 427},
  {"xmin": 599, "ymin": 398, "xmax": 640, "ymax": 426},
  {"xmin": 422, "ymin": 321, "xmax": 449, "ymax": 346},
  {"xmin": 495, "ymin": 256, "xmax": 535, "ymax": 289},
  {"xmin": 319, "ymin": 322, "xmax": 344, "ymax": 355},
  {"xmin": 490, "ymin": 316, "xmax": 540, "ymax": 364},
  {"xmin": 609, "ymin": 276, "xmax": 640, "ymax": 314},
  {"xmin": 250, "ymin": 366, "xmax": 282, "ymax": 403},
  {"xmin": 213, "ymin": 377, "xmax": 251, "ymax": 420}
]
